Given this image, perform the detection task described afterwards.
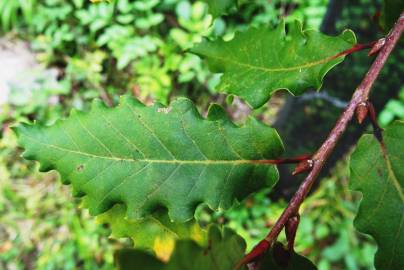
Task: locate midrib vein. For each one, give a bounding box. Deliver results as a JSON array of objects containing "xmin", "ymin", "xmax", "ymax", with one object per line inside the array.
[
  {"xmin": 25, "ymin": 135, "xmax": 266, "ymax": 165},
  {"xmin": 208, "ymin": 53, "xmax": 340, "ymax": 73},
  {"xmin": 382, "ymin": 145, "xmax": 404, "ymax": 203}
]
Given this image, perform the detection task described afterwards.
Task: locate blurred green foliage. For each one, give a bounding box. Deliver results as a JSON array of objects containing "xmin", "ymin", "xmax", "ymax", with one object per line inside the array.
[
  {"xmin": 0, "ymin": 128, "xmax": 125, "ymax": 270},
  {"xmin": 379, "ymin": 87, "xmax": 404, "ymax": 126},
  {"xmin": 0, "ymin": 0, "xmax": 329, "ymax": 112}
]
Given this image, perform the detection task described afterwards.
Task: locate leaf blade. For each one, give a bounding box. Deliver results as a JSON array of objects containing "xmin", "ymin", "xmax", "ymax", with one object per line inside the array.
[
  {"xmin": 350, "ymin": 121, "xmax": 404, "ymax": 270},
  {"xmin": 14, "ymin": 97, "xmax": 283, "ymax": 222},
  {"xmin": 191, "ymin": 21, "xmax": 356, "ymax": 108}
]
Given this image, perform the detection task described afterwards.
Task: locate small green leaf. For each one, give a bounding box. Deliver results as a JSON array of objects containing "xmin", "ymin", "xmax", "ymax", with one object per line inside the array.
[
  {"xmin": 97, "ymin": 204, "xmax": 206, "ymax": 260},
  {"xmin": 350, "ymin": 121, "xmax": 404, "ymax": 270},
  {"xmin": 14, "ymin": 96, "xmax": 283, "ymax": 222},
  {"xmin": 260, "ymin": 242, "xmax": 317, "ymax": 270},
  {"xmin": 115, "ymin": 226, "xmax": 247, "ymax": 270},
  {"xmin": 202, "ymin": 0, "xmax": 237, "ymax": 19},
  {"xmin": 191, "ymin": 21, "xmax": 356, "ymax": 108}
]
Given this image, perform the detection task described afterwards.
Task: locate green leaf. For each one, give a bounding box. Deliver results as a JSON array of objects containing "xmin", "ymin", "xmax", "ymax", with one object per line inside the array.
[
  {"xmin": 191, "ymin": 21, "xmax": 356, "ymax": 108},
  {"xmin": 350, "ymin": 121, "xmax": 404, "ymax": 270},
  {"xmin": 260, "ymin": 242, "xmax": 317, "ymax": 270},
  {"xmin": 116, "ymin": 250, "xmax": 165, "ymax": 270},
  {"xmin": 202, "ymin": 0, "xmax": 237, "ymax": 19},
  {"xmin": 115, "ymin": 226, "xmax": 247, "ymax": 270},
  {"xmin": 114, "ymin": 249, "xmax": 165, "ymax": 270},
  {"xmin": 381, "ymin": 0, "xmax": 404, "ymax": 31},
  {"xmin": 97, "ymin": 204, "xmax": 206, "ymax": 260},
  {"xmin": 14, "ymin": 96, "xmax": 283, "ymax": 222}
]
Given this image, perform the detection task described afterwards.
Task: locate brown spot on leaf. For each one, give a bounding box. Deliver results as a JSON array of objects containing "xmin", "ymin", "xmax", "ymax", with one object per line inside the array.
[{"xmin": 77, "ymin": 165, "xmax": 84, "ymax": 172}]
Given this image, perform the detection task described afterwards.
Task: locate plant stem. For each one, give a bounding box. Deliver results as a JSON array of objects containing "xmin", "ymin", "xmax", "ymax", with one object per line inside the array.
[
  {"xmin": 237, "ymin": 12, "xmax": 404, "ymax": 268},
  {"xmin": 255, "ymin": 154, "xmax": 312, "ymax": 165}
]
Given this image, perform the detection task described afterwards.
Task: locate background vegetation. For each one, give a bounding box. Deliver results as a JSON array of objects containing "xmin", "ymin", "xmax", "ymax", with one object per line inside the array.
[{"xmin": 0, "ymin": 0, "xmax": 402, "ymax": 269}]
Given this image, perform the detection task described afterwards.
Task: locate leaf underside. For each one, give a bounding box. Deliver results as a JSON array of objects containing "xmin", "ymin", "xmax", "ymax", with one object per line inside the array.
[
  {"xmin": 191, "ymin": 21, "xmax": 356, "ymax": 108},
  {"xmin": 350, "ymin": 121, "xmax": 404, "ymax": 270},
  {"xmin": 97, "ymin": 204, "xmax": 206, "ymax": 261},
  {"xmin": 15, "ymin": 96, "xmax": 283, "ymax": 222},
  {"xmin": 115, "ymin": 226, "xmax": 247, "ymax": 270}
]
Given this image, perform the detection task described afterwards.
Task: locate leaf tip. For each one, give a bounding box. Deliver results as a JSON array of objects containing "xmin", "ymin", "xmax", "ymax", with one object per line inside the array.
[
  {"xmin": 171, "ymin": 97, "xmax": 195, "ymax": 114},
  {"xmin": 11, "ymin": 122, "xmax": 32, "ymax": 138},
  {"xmin": 207, "ymin": 103, "xmax": 228, "ymax": 121},
  {"xmin": 91, "ymin": 98, "xmax": 109, "ymax": 110},
  {"xmin": 340, "ymin": 29, "xmax": 357, "ymax": 45},
  {"xmin": 70, "ymin": 108, "xmax": 82, "ymax": 117},
  {"xmin": 38, "ymin": 162, "xmax": 55, "ymax": 173}
]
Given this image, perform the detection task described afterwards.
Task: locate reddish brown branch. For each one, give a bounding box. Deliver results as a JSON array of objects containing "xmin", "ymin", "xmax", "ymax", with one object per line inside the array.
[
  {"xmin": 285, "ymin": 214, "xmax": 300, "ymax": 252},
  {"xmin": 237, "ymin": 12, "xmax": 404, "ymax": 268}
]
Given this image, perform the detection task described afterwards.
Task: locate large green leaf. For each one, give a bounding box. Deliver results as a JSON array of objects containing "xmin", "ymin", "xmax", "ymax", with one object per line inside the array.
[
  {"xmin": 202, "ymin": 0, "xmax": 237, "ymax": 19},
  {"xmin": 350, "ymin": 121, "xmax": 404, "ymax": 270},
  {"xmin": 115, "ymin": 226, "xmax": 247, "ymax": 270},
  {"xmin": 191, "ymin": 21, "xmax": 356, "ymax": 108},
  {"xmin": 15, "ymin": 96, "xmax": 283, "ymax": 222},
  {"xmin": 97, "ymin": 204, "xmax": 206, "ymax": 261}
]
